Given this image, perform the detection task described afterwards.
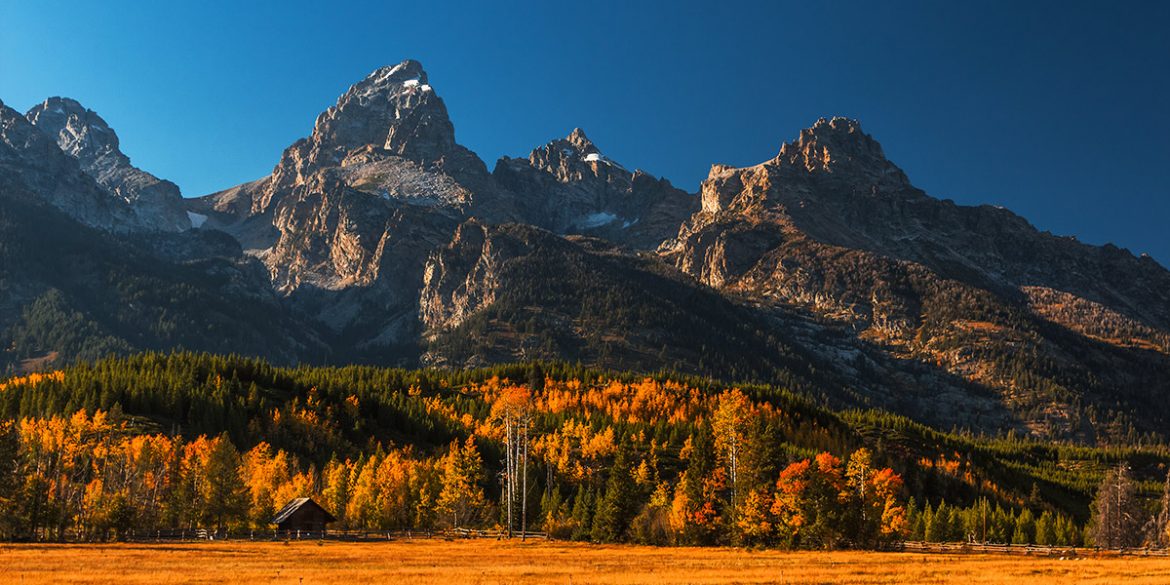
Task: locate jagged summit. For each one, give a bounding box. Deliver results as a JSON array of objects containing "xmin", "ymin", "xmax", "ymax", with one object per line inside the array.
[
  {"xmin": 26, "ymin": 97, "xmax": 121, "ymax": 164},
  {"xmin": 518, "ymin": 127, "xmax": 621, "ymax": 181},
  {"xmin": 698, "ymin": 117, "xmax": 912, "ymax": 215},
  {"xmin": 491, "ymin": 127, "xmax": 696, "ymax": 248},
  {"xmin": 310, "ymin": 59, "xmax": 455, "ymax": 162},
  {"xmin": 771, "ymin": 117, "xmax": 904, "ymax": 181},
  {"xmin": 238, "ymin": 59, "xmax": 496, "ymax": 217},
  {"xmin": 25, "ymin": 97, "xmax": 191, "ymax": 231},
  {"xmin": 565, "ymin": 127, "xmax": 594, "ymax": 151},
  {"xmin": 0, "ymin": 99, "xmax": 131, "ymax": 229}
]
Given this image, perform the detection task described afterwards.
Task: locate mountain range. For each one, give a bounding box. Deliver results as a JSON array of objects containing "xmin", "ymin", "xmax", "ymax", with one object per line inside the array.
[{"xmin": 3, "ymin": 59, "xmax": 1168, "ymax": 445}]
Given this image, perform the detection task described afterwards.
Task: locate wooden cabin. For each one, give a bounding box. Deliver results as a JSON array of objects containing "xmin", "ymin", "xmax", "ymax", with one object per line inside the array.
[{"xmin": 271, "ymin": 497, "xmax": 336, "ymax": 533}]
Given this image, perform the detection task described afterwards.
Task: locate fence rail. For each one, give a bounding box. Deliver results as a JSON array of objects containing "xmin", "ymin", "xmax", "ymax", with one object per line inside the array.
[
  {"xmin": 8, "ymin": 531, "xmax": 1168, "ymax": 556},
  {"xmin": 892, "ymin": 541, "xmax": 1170, "ymax": 557},
  {"xmin": 117, "ymin": 528, "xmax": 548, "ymax": 543}
]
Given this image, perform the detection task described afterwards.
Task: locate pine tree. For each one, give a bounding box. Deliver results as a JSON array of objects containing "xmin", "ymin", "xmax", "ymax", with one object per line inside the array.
[
  {"xmin": 591, "ymin": 444, "xmax": 640, "ymax": 542},
  {"xmin": 1012, "ymin": 508, "xmax": 1035, "ymax": 544},
  {"xmin": 570, "ymin": 485, "xmax": 595, "ymax": 541},
  {"xmin": 925, "ymin": 501, "xmax": 950, "ymax": 542},
  {"xmin": 1150, "ymin": 469, "xmax": 1170, "ymax": 548},
  {"xmin": 202, "ymin": 434, "xmax": 247, "ymax": 533},
  {"xmin": 437, "ymin": 438, "xmax": 486, "ymax": 529},
  {"xmin": 0, "ymin": 422, "xmax": 20, "ymax": 539},
  {"xmin": 1035, "ymin": 511, "xmax": 1056, "ymax": 545}
]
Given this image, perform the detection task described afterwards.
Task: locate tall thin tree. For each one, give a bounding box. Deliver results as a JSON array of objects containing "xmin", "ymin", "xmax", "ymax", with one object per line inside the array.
[{"xmin": 1091, "ymin": 463, "xmax": 1142, "ymax": 549}]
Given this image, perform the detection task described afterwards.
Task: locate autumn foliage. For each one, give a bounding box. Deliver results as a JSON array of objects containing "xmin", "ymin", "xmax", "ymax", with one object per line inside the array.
[{"xmin": 1, "ymin": 353, "xmax": 1141, "ymax": 547}]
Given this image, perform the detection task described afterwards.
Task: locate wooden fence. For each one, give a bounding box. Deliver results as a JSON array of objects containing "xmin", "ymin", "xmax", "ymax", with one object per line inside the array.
[
  {"xmin": 893, "ymin": 541, "xmax": 1170, "ymax": 557},
  {"xmin": 134, "ymin": 528, "xmax": 547, "ymax": 543}
]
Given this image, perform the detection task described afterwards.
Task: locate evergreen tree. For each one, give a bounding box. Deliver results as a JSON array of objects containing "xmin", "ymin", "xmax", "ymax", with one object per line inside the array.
[
  {"xmin": 1150, "ymin": 469, "xmax": 1170, "ymax": 548},
  {"xmin": 202, "ymin": 434, "xmax": 247, "ymax": 532},
  {"xmin": 0, "ymin": 422, "xmax": 20, "ymax": 538},
  {"xmin": 437, "ymin": 438, "xmax": 486, "ymax": 529},
  {"xmin": 1035, "ymin": 511, "xmax": 1056, "ymax": 546},
  {"xmin": 925, "ymin": 501, "xmax": 951, "ymax": 542},
  {"xmin": 570, "ymin": 485, "xmax": 596, "ymax": 541},
  {"xmin": 591, "ymin": 444, "xmax": 640, "ymax": 542},
  {"xmin": 1012, "ymin": 508, "xmax": 1035, "ymax": 544}
]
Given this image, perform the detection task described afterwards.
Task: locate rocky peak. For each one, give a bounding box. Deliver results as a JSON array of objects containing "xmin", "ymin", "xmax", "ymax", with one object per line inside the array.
[
  {"xmin": 25, "ymin": 97, "xmax": 121, "ymax": 165},
  {"xmin": 773, "ymin": 117, "xmax": 906, "ymax": 182},
  {"xmin": 25, "ymin": 97, "xmax": 190, "ymax": 231},
  {"xmin": 0, "ymin": 99, "xmax": 134, "ymax": 230},
  {"xmin": 565, "ymin": 127, "xmax": 594, "ymax": 151},
  {"xmin": 310, "ymin": 59, "xmax": 456, "ymax": 165},
  {"xmin": 698, "ymin": 117, "xmax": 912, "ymax": 216},
  {"xmin": 254, "ymin": 60, "xmax": 496, "ymax": 216},
  {"xmin": 491, "ymin": 128, "xmax": 696, "ymax": 249},
  {"xmin": 519, "ymin": 127, "xmax": 627, "ymax": 187}
]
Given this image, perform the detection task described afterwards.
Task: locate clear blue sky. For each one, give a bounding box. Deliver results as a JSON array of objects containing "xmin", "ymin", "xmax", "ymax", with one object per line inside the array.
[{"xmin": 2, "ymin": 1, "xmax": 1168, "ymax": 261}]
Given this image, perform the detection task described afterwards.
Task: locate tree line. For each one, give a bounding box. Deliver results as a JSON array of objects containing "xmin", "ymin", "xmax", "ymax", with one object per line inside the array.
[{"xmin": 2, "ymin": 352, "xmax": 1170, "ymax": 547}]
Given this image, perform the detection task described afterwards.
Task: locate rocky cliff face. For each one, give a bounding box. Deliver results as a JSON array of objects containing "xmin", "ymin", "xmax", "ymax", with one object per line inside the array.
[
  {"xmin": 209, "ymin": 60, "xmax": 503, "ymax": 219},
  {"xmin": 672, "ymin": 117, "xmax": 1170, "ymax": 327},
  {"xmin": 25, "ymin": 98, "xmax": 191, "ymax": 232},
  {"xmin": 189, "ymin": 60, "xmax": 520, "ymax": 355},
  {"xmin": 0, "ymin": 99, "xmax": 135, "ymax": 230},
  {"xmin": 493, "ymin": 128, "xmax": 697, "ymax": 249}
]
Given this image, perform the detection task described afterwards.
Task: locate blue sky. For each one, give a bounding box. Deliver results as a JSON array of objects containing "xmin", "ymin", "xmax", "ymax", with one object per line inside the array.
[{"xmin": 2, "ymin": 1, "xmax": 1168, "ymax": 261}]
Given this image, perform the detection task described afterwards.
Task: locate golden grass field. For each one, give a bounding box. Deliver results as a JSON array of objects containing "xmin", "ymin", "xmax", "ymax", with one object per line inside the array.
[{"xmin": 1, "ymin": 539, "xmax": 1168, "ymax": 585}]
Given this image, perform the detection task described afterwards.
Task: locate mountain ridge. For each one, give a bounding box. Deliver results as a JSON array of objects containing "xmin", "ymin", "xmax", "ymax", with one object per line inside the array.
[{"xmin": 3, "ymin": 60, "xmax": 1169, "ymax": 445}]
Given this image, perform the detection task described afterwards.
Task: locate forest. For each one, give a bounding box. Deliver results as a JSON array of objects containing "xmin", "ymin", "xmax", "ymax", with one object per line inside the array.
[{"xmin": 0, "ymin": 352, "xmax": 1168, "ymax": 547}]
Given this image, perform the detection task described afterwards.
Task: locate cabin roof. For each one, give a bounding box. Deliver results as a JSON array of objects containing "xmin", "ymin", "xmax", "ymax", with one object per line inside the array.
[{"xmin": 270, "ymin": 497, "xmax": 337, "ymax": 525}]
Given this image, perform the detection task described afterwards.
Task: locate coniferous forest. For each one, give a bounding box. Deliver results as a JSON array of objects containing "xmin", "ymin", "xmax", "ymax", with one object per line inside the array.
[{"xmin": 2, "ymin": 352, "xmax": 1170, "ymax": 547}]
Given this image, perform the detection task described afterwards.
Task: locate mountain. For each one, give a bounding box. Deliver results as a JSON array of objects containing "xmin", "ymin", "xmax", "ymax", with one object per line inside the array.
[
  {"xmin": 3, "ymin": 62, "xmax": 1170, "ymax": 445},
  {"xmin": 184, "ymin": 60, "xmax": 695, "ymax": 361},
  {"xmin": 665, "ymin": 117, "xmax": 1170, "ymax": 441},
  {"xmin": 493, "ymin": 127, "xmax": 698, "ymax": 249},
  {"xmin": 1, "ymin": 99, "xmax": 137, "ymax": 230},
  {"xmin": 0, "ymin": 177, "xmax": 321, "ymax": 368},
  {"xmin": 26, "ymin": 97, "xmax": 192, "ymax": 231}
]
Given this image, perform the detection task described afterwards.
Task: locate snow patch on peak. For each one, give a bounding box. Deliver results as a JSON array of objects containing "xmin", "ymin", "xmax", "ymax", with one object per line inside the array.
[
  {"xmin": 582, "ymin": 152, "xmax": 625, "ymax": 169},
  {"xmin": 403, "ymin": 79, "xmax": 420, "ymax": 88},
  {"xmin": 368, "ymin": 63, "xmax": 407, "ymax": 85},
  {"xmin": 186, "ymin": 211, "xmax": 208, "ymax": 229},
  {"xmin": 576, "ymin": 212, "xmax": 619, "ymax": 229}
]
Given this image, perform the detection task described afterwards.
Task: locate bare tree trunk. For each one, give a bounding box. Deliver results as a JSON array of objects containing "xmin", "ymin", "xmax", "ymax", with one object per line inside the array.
[
  {"xmin": 505, "ymin": 418, "xmax": 514, "ymax": 538},
  {"xmin": 521, "ymin": 418, "xmax": 528, "ymax": 541}
]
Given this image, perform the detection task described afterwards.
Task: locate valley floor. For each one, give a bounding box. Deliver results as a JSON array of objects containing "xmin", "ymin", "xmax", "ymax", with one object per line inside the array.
[{"xmin": 1, "ymin": 539, "xmax": 1168, "ymax": 584}]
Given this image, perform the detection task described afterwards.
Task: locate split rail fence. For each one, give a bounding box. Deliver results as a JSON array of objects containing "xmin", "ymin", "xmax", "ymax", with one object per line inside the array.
[{"xmin": 893, "ymin": 541, "xmax": 1170, "ymax": 557}]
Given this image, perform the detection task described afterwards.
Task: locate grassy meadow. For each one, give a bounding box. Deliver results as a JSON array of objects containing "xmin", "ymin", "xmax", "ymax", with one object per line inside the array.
[{"xmin": 1, "ymin": 539, "xmax": 1168, "ymax": 585}]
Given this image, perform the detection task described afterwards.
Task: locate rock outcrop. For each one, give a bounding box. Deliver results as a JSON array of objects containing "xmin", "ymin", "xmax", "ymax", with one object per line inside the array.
[
  {"xmin": 189, "ymin": 60, "xmax": 520, "ymax": 354},
  {"xmin": 26, "ymin": 97, "xmax": 191, "ymax": 231},
  {"xmin": 0, "ymin": 99, "xmax": 135, "ymax": 230},
  {"xmin": 494, "ymin": 128, "xmax": 697, "ymax": 249}
]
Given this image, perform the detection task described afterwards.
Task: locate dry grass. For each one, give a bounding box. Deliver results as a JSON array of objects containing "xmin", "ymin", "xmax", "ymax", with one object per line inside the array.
[{"xmin": 1, "ymin": 539, "xmax": 1168, "ymax": 584}]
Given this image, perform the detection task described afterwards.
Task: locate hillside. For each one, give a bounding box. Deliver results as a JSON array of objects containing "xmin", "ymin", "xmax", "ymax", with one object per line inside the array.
[{"xmin": 1, "ymin": 353, "xmax": 1168, "ymax": 544}]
